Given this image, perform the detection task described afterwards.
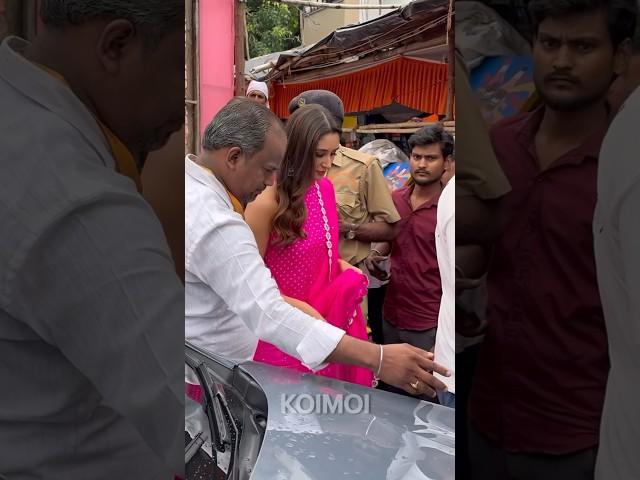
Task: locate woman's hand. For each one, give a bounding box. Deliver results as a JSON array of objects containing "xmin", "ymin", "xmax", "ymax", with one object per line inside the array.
[{"xmin": 338, "ymin": 258, "xmax": 363, "ymax": 276}]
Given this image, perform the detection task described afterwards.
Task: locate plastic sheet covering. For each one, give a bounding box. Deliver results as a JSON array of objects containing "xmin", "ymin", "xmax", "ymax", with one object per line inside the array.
[
  {"xmin": 456, "ymin": 1, "xmax": 531, "ymax": 70},
  {"xmin": 358, "ymin": 139, "xmax": 410, "ymax": 170}
]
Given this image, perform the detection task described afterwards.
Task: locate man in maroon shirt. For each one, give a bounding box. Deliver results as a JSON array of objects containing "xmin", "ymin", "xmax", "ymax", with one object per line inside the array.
[
  {"xmin": 369, "ymin": 124, "xmax": 453, "ymax": 397},
  {"xmin": 468, "ymin": 1, "xmax": 637, "ymax": 479}
]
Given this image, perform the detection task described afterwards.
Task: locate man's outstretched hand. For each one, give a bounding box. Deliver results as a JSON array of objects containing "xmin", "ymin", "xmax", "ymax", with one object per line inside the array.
[
  {"xmin": 327, "ymin": 337, "xmax": 450, "ymax": 397},
  {"xmin": 379, "ymin": 344, "xmax": 450, "ymax": 397}
]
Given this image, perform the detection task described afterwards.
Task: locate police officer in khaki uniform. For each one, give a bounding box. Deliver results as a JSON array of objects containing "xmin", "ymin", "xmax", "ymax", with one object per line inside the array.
[{"xmin": 288, "ymin": 90, "xmax": 400, "ymax": 330}]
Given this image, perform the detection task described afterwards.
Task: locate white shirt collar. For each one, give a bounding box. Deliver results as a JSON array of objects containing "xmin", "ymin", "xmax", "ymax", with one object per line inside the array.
[
  {"xmin": 185, "ymin": 154, "xmax": 233, "ymax": 211},
  {"xmin": 0, "ymin": 36, "xmax": 114, "ymax": 169}
]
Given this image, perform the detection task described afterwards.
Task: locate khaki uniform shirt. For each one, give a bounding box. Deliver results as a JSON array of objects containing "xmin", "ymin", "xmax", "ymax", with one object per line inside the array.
[{"xmin": 328, "ymin": 146, "xmax": 400, "ymax": 265}]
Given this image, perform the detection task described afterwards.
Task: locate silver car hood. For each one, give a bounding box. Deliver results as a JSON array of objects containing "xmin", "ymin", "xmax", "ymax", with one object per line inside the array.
[{"xmin": 240, "ymin": 361, "xmax": 455, "ymax": 480}]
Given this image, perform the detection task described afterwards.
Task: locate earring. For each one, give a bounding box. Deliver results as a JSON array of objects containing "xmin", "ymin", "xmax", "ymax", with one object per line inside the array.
[{"xmin": 287, "ymin": 167, "xmax": 294, "ymax": 177}]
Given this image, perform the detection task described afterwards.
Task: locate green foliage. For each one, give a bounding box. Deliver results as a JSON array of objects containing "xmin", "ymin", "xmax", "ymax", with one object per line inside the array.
[{"xmin": 246, "ymin": 0, "xmax": 301, "ymax": 58}]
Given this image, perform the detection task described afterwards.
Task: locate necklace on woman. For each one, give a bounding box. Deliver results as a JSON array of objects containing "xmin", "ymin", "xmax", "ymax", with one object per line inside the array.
[{"xmin": 314, "ymin": 181, "xmax": 333, "ymax": 279}]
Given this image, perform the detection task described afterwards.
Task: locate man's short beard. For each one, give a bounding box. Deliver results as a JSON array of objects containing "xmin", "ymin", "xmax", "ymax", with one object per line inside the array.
[
  {"xmin": 412, "ymin": 176, "xmax": 442, "ymax": 187},
  {"xmin": 539, "ymin": 90, "xmax": 609, "ymax": 111},
  {"xmin": 535, "ymin": 78, "xmax": 611, "ymax": 112},
  {"xmin": 135, "ymin": 151, "xmax": 149, "ymax": 170},
  {"xmin": 139, "ymin": 134, "xmax": 170, "ymax": 154}
]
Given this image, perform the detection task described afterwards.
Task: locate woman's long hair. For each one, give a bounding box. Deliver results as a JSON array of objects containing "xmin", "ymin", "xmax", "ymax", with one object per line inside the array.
[{"xmin": 273, "ymin": 104, "xmax": 341, "ymax": 246}]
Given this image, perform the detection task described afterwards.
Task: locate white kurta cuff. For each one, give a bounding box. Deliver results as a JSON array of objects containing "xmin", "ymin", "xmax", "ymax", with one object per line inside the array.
[{"xmin": 296, "ymin": 321, "xmax": 345, "ymax": 371}]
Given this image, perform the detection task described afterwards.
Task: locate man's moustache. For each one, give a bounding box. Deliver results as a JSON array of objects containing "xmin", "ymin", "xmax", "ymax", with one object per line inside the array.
[{"xmin": 545, "ymin": 74, "xmax": 579, "ymax": 84}]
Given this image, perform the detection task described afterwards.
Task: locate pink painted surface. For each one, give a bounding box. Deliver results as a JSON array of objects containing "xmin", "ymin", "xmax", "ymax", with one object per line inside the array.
[{"xmin": 199, "ymin": 0, "xmax": 235, "ymax": 135}]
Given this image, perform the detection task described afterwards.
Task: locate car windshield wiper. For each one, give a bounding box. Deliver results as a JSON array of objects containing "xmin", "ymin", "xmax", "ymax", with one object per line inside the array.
[
  {"xmin": 185, "ymin": 353, "xmax": 228, "ymax": 450},
  {"xmin": 185, "ymin": 353, "xmax": 241, "ymax": 479},
  {"xmin": 185, "ymin": 431, "xmax": 205, "ymax": 464}
]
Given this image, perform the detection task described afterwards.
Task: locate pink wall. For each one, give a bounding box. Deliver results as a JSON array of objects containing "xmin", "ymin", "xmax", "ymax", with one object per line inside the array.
[{"xmin": 199, "ymin": 0, "xmax": 235, "ymax": 135}]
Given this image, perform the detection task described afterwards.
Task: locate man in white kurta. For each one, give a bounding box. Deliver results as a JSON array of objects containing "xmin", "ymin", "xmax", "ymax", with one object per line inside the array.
[
  {"xmin": 593, "ymin": 86, "xmax": 640, "ymax": 480},
  {"xmin": 185, "ymin": 154, "xmax": 345, "ymax": 367},
  {"xmin": 435, "ymin": 176, "xmax": 456, "ymax": 408}
]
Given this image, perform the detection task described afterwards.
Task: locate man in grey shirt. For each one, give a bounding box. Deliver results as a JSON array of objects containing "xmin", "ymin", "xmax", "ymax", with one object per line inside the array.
[{"xmin": 0, "ymin": 1, "xmax": 186, "ymax": 478}]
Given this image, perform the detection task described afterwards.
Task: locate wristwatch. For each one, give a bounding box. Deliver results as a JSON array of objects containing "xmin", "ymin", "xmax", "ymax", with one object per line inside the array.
[{"xmin": 346, "ymin": 223, "xmax": 358, "ymax": 240}]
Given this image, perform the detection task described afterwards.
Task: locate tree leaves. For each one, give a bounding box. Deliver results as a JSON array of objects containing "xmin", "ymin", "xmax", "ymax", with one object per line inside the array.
[{"xmin": 246, "ymin": 0, "xmax": 301, "ymax": 58}]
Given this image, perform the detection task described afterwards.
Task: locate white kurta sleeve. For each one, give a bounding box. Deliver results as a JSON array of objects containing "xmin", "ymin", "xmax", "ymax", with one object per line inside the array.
[{"xmin": 186, "ymin": 210, "xmax": 345, "ymax": 370}]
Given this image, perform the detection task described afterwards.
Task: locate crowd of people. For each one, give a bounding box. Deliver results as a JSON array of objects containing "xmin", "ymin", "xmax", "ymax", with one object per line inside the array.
[
  {"xmin": 2, "ymin": 0, "xmax": 639, "ymax": 478},
  {"xmin": 184, "ymin": 88, "xmax": 457, "ymax": 403}
]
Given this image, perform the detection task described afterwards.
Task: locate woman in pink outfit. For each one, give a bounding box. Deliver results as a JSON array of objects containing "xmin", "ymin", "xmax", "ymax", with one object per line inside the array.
[{"xmin": 245, "ymin": 104, "xmax": 373, "ymax": 387}]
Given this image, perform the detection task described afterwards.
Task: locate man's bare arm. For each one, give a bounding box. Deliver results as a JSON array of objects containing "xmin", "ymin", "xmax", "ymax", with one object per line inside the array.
[
  {"xmin": 339, "ymin": 220, "xmax": 398, "ymax": 242},
  {"xmin": 457, "ymin": 196, "xmax": 505, "ymax": 244},
  {"xmin": 327, "ymin": 336, "xmax": 451, "ymax": 398}
]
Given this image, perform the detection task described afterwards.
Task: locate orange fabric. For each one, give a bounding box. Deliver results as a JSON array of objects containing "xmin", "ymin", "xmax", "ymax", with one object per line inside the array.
[
  {"xmin": 227, "ymin": 191, "xmax": 245, "ymax": 216},
  {"xmin": 34, "ymin": 63, "xmax": 142, "ymax": 192},
  {"xmin": 271, "ymin": 57, "xmax": 448, "ymax": 118},
  {"xmin": 97, "ymin": 123, "xmax": 142, "ymax": 193}
]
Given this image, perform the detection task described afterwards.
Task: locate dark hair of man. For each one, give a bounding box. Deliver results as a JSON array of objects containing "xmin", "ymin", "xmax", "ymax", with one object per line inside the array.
[
  {"xmin": 39, "ymin": 0, "xmax": 183, "ymax": 47},
  {"xmin": 273, "ymin": 104, "xmax": 341, "ymax": 246},
  {"xmin": 408, "ymin": 123, "xmax": 454, "ymax": 158},
  {"xmin": 528, "ymin": 0, "xmax": 638, "ymax": 49},
  {"xmin": 201, "ymin": 97, "xmax": 282, "ymax": 158}
]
